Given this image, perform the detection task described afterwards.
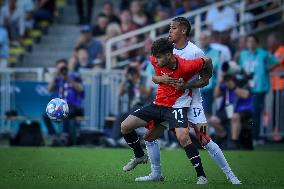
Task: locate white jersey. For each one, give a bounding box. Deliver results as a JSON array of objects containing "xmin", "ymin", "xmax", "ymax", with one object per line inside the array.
[{"xmin": 173, "ymin": 41, "xmax": 204, "ymax": 106}]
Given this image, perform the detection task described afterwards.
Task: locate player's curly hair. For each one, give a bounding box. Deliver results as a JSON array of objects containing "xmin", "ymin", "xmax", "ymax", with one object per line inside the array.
[
  {"xmin": 172, "ymin": 17, "xmax": 191, "ymax": 37},
  {"xmin": 151, "ymin": 37, "xmax": 174, "ymax": 56}
]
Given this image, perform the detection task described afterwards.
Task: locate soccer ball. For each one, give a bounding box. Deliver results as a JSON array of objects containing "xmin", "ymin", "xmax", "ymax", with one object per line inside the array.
[{"xmin": 46, "ymin": 98, "xmax": 69, "ymax": 121}]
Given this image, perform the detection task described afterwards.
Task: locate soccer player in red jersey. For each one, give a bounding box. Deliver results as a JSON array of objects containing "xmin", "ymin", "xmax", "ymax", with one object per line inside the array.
[
  {"xmin": 138, "ymin": 17, "xmax": 241, "ymax": 184},
  {"xmin": 121, "ymin": 37, "xmax": 212, "ymax": 182}
]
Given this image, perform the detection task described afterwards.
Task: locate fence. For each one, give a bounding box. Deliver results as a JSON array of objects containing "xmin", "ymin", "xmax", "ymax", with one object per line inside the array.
[
  {"xmin": 1, "ymin": 68, "xmax": 284, "ymax": 139},
  {"xmin": 0, "ymin": 68, "xmax": 125, "ymax": 134}
]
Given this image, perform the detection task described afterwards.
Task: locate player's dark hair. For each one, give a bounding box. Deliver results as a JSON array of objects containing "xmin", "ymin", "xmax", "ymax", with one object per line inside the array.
[
  {"xmin": 56, "ymin": 58, "xmax": 68, "ymax": 66},
  {"xmin": 151, "ymin": 37, "xmax": 174, "ymax": 56},
  {"xmin": 247, "ymin": 34, "xmax": 259, "ymax": 44},
  {"xmin": 172, "ymin": 17, "xmax": 191, "ymax": 37}
]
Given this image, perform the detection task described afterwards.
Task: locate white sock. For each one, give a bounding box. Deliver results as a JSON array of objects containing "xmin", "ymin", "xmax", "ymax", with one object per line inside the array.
[
  {"xmin": 145, "ymin": 140, "xmax": 161, "ymax": 176},
  {"xmin": 205, "ymin": 140, "xmax": 232, "ymax": 175}
]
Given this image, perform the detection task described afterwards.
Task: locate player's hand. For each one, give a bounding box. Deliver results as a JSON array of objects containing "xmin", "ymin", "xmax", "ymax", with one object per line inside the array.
[
  {"xmin": 158, "ymin": 72, "xmax": 180, "ymax": 84},
  {"xmin": 170, "ymin": 78, "xmax": 186, "ymax": 90}
]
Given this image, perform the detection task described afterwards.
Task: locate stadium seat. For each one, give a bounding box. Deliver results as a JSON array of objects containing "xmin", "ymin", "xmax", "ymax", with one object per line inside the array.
[
  {"xmin": 8, "ymin": 56, "xmax": 18, "ymax": 66},
  {"xmin": 9, "ymin": 46, "xmax": 26, "ymax": 65},
  {"xmin": 28, "ymin": 29, "xmax": 43, "ymax": 43},
  {"xmin": 21, "ymin": 38, "xmax": 34, "ymax": 52},
  {"xmin": 56, "ymin": 0, "xmax": 66, "ymax": 9},
  {"xmin": 39, "ymin": 21, "xmax": 50, "ymax": 34}
]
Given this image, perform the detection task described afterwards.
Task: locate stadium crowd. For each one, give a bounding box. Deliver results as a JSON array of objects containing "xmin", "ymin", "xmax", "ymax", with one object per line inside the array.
[{"xmin": 1, "ymin": 0, "xmax": 283, "ymax": 149}]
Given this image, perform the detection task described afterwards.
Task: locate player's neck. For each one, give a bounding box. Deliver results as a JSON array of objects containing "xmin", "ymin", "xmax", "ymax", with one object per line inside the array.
[{"xmin": 174, "ymin": 38, "xmax": 189, "ymax": 49}]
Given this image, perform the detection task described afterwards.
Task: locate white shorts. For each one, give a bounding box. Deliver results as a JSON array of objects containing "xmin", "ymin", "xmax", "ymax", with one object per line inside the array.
[{"xmin": 187, "ymin": 104, "xmax": 207, "ymax": 125}]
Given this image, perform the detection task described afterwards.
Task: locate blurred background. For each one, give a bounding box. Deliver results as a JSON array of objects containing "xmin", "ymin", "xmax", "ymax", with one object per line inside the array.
[{"xmin": 0, "ymin": 0, "xmax": 283, "ymax": 149}]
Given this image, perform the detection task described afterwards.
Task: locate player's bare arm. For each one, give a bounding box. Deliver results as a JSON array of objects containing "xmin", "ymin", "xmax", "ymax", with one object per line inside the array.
[
  {"xmin": 152, "ymin": 72, "xmax": 180, "ymax": 84},
  {"xmin": 171, "ymin": 57, "xmax": 213, "ymax": 90}
]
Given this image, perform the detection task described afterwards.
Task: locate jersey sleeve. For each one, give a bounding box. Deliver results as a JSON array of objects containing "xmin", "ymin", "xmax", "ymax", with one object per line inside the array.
[{"xmin": 184, "ymin": 58, "xmax": 205, "ymax": 77}]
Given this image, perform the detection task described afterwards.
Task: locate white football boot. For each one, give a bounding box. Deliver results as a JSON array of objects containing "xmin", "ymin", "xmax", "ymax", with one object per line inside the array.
[
  {"xmin": 196, "ymin": 176, "xmax": 208, "ymax": 184},
  {"xmin": 227, "ymin": 171, "xmax": 242, "ymax": 184},
  {"xmin": 135, "ymin": 174, "xmax": 164, "ymax": 182},
  {"xmin": 123, "ymin": 154, "xmax": 148, "ymax": 171}
]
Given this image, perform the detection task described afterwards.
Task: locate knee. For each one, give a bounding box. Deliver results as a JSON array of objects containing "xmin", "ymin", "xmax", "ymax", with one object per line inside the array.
[
  {"xmin": 120, "ymin": 121, "xmax": 129, "ymax": 134},
  {"xmin": 177, "ymin": 134, "xmax": 191, "ymax": 147},
  {"xmin": 232, "ymin": 113, "xmax": 240, "ymax": 123},
  {"xmin": 143, "ymin": 132, "xmax": 151, "ymax": 141}
]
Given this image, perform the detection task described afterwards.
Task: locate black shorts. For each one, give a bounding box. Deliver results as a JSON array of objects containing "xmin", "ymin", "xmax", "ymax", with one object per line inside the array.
[{"xmin": 131, "ymin": 103, "xmax": 188, "ymax": 129}]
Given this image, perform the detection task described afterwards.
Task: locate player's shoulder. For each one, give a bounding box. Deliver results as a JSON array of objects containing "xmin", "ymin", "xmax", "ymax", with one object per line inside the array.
[{"xmin": 186, "ymin": 41, "xmax": 205, "ymax": 57}]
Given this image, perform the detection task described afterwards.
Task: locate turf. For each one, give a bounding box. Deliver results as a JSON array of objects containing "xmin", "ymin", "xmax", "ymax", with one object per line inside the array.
[{"xmin": 0, "ymin": 147, "xmax": 283, "ymax": 189}]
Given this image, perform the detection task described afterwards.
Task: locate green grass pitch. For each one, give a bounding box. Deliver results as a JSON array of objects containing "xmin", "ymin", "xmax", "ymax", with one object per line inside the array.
[{"xmin": 0, "ymin": 147, "xmax": 283, "ymax": 189}]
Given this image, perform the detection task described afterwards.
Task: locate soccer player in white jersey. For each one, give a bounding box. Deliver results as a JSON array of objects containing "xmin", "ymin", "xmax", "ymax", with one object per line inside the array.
[{"xmin": 134, "ymin": 17, "xmax": 241, "ymax": 184}]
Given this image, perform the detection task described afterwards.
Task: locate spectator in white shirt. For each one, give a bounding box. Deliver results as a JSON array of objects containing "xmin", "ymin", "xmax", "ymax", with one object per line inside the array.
[
  {"xmin": 210, "ymin": 31, "xmax": 232, "ymax": 64},
  {"xmin": 0, "ymin": 0, "xmax": 25, "ymax": 42},
  {"xmin": 206, "ymin": 4, "xmax": 237, "ymax": 32}
]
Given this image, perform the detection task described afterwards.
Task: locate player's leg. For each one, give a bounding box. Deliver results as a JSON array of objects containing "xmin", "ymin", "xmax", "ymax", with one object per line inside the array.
[
  {"xmin": 136, "ymin": 123, "xmax": 166, "ymax": 182},
  {"xmin": 174, "ymin": 127, "xmax": 207, "ymax": 184},
  {"xmin": 231, "ymin": 113, "xmax": 242, "ymax": 147},
  {"xmin": 121, "ymin": 104, "xmax": 160, "ymax": 171},
  {"xmin": 164, "ymin": 107, "xmax": 207, "ymax": 184},
  {"xmin": 121, "ymin": 114, "xmax": 148, "ymax": 171},
  {"xmin": 190, "ymin": 105, "xmax": 241, "ymax": 184}
]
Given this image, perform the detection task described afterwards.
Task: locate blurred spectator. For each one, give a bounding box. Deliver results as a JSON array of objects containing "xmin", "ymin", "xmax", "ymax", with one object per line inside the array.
[
  {"xmin": 0, "ymin": 26, "xmax": 9, "ymax": 67},
  {"xmin": 0, "ymin": 0, "xmax": 25, "ymax": 42},
  {"xmin": 199, "ymin": 31, "xmax": 221, "ymax": 117},
  {"xmin": 238, "ymin": 34, "xmax": 278, "ymax": 144},
  {"xmin": 102, "ymin": 22, "xmax": 135, "ymax": 63},
  {"xmin": 267, "ymin": 32, "xmax": 284, "ymax": 142},
  {"xmin": 233, "ymin": 36, "xmax": 246, "ymax": 61},
  {"xmin": 144, "ymin": 0, "xmax": 172, "ymax": 19},
  {"xmin": 76, "ymin": 0, "xmax": 94, "ymax": 24},
  {"xmin": 112, "ymin": 66, "xmax": 153, "ymax": 142},
  {"xmin": 247, "ymin": 0, "xmax": 280, "ymax": 28},
  {"xmin": 102, "ymin": 1, "xmax": 120, "ymax": 24},
  {"xmin": 175, "ymin": 0, "xmax": 191, "ymax": 15},
  {"xmin": 206, "ymin": 4, "xmax": 237, "ymax": 32},
  {"xmin": 43, "ymin": 59, "xmax": 84, "ymax": 146},
  {"xmin": 210, "ymin": 71, "xmax": 253, "ymax": 149},
  {"xmin": 17, "ymin": 0, "xmax": 35, "ymax": 30},
  {"xmin": 155, "ymin": 6, "xmax": 171, "ymax": 35},
  {"xmin": 69, "ymin": 46, "xmax": 93, "ymax": 72},
  {"xmin": 210, "ymin": 31, "xmax": 232, "ymax": 64},
  {"xmin": 33, "ymin": 0, "xmax": 56, "ymax": 27},
  {"xmin": 75, "ymin": 25, "xmax": 104, "ymax": 65},
  {"xmin": 130, "ymin": 0, "xmax": 151, "ymax": 28},
  {"xmin": 175, "ymin": 0, "xmax": 206, "ymax": 15},
  {"xmin": 219, "ymin": 31, "xmax": 235, "ymax": 57},
  {"xmin": 119, "ymin": 9, "xmax": 137, "ymax": 33},
  {"xmin": 92, "ymin": 13, "xmax": 109, "ymax": 37}
]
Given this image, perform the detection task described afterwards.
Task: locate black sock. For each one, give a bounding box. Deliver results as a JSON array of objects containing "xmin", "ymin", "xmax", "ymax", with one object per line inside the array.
[
  {"xmin": 184, "ymin": 143, "xmax": 206, "ymax": 178},
  {"xmin": 123, "ymin": 130, "xmax": 144, "ymax": 158}
]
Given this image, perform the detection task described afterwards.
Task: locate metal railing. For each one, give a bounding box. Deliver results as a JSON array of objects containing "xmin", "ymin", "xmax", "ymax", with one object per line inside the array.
[
  {"xmin": 106, "ymin": 0, "xmax": 284, "ymax": 69},
  {"xmin": 1, "ymin": 68, "xmax": 284, "ymax": 139}
]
